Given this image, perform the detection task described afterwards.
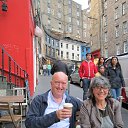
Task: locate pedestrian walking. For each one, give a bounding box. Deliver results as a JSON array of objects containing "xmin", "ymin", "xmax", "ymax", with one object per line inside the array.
[
  {"xmin": 79, "ymin": 53, "xmax": 98, "ymax": 100},
  {"xmin": 51, "ymin": 60, "xmax": 69, "ymax": 76},
  {"xmin": 47, "ymin": 63, "xmax": 51, "ymax": 76},
  {"xmin": 105, "ymin": 56, "xmax": 125, "ymax": 99},
  {"xmin": 40, "ymin": 64, "xmax": 43, "ymax": 75},
  {"xmin": 97, "ymin": 57, "xmax": 106, "ymax": 69},
  {"xmin": 43, "ymin": 64, "xmax": 47, "ymax": 76}
]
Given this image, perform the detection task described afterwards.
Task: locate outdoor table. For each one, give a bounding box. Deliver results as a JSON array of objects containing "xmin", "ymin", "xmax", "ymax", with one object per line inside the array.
[{"xmin": 0, "ymin": 95, "xmax": 24, "ymax": 128}]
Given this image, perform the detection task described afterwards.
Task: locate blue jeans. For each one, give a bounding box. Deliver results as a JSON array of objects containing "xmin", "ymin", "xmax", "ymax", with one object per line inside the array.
[
  {"xmin": 82, "ymin": 78, "xmax": 91, "ymax": 100},
  {"xmin": 111, "ymin": 88, "xmax": 121, "ymax": 99},
  {"xmin": 48, "ymin": 69, "xmax": 51, "ymax": 76}
]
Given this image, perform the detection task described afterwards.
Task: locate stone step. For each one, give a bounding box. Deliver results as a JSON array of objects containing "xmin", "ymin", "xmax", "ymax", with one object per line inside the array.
[{"xmin": 0, "ymin": 81, "xmax": 7, "ymax": 89}]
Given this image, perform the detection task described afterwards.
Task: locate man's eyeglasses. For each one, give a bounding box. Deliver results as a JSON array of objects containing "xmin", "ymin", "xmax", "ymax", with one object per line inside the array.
[
  {"xmin": 53, "ymin": 81, "xmax": 67, "ymax": 86},
  {"xmin": 94, "ymin": 86, "xmax": 109, "ymax": 91}
]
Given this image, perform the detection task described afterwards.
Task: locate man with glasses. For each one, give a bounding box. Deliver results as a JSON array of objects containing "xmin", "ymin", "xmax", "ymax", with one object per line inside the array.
[{"xmin": 25, "ymin": 72, "xmax": 81, "ymax": 128}]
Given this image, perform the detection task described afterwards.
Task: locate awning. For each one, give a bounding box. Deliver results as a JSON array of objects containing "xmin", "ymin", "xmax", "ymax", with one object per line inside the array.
[{"xmin": 35, "ymin": 26, "xmax": 43, "ymax": 37}]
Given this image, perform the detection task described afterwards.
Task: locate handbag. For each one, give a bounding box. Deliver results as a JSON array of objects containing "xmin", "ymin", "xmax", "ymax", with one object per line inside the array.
[{"xmin": 121, "ymin": 87, "xmax": 128, "ymax": 103}]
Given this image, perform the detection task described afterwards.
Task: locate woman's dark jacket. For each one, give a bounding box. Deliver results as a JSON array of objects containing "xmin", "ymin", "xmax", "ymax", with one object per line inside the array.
[{"xmin": 105, "ymin": 65, "xmax": 125, "ymax": 88}]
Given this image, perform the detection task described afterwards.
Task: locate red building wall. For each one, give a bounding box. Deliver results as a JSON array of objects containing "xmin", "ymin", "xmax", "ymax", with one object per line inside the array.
[{"xmin": 0, "ymin": 0, "xmax": 35, "ymax": 96}]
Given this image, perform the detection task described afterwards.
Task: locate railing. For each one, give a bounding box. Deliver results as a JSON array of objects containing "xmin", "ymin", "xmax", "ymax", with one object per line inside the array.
[{"xmin": 0, "ymin": 44, "xmax": 28, "ymax": 88}]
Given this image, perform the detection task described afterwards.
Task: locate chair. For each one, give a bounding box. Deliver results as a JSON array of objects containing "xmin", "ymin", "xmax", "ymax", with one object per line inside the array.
[
  {"xmin": 75, "ymin": 111, "xmax": 80, "ymax": 127},
  {"xmin": 12, "ymin": 87, "xmax": 28, "ymax": 116},
  {"xmin": 0, "ymin": 102, "xmax": 22, "ymax": 128}
]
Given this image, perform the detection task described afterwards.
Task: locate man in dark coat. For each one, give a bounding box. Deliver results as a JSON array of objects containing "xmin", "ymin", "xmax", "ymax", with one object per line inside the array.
[{"xmin": 51, "ymin": 60, "xmax": 69, "ymax": 76}]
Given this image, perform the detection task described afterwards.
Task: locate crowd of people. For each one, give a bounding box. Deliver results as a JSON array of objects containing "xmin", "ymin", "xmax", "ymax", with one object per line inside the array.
[
  {"xmin": 25, "ymin": 53, "xmax": 125, "ymax": 128},
  {"xmin": 79, "ymin": 54, "xmax": 125, "ymax": 101},
  {"xmin": 40, "ymin": 63, "xmax": 52, "ymax": 76}
]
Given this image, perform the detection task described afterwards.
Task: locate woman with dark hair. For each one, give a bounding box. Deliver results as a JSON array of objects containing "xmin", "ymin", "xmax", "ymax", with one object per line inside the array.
[
  {"xmin": 97, "ymin": 57, "xmax": 106, "ymax": 69},
  {"xmin": 105, "ymin": 56, "xmax": 125, "ymax": 99},
  {"xmin": 79, "ymin": 76, "xmax": 123, "ymax": 128}
]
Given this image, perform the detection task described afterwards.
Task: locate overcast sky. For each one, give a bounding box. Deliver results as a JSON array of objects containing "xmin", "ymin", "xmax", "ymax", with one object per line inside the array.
[{"xmin": 73, "ymin": 0, "xmax": 89, "ymax": 9}]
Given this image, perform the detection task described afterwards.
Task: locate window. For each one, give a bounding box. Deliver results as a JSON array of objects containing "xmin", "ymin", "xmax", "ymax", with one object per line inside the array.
[
  {"xmin": 104, "ymin": 48, "xmax": 108, "ymax": 58},
  {"xmin": 56, "ymin": 40, "xmax": 59, "ymax": 47},
  {"xmin": 66, "ymin": 44, "xmax": 68, "ymax": 49},
  {"xmin": 68, "ymin": 17, "xmax": 71, "ymax": 22},
  {"xmin": 51, "ymin": 9, "xmax": 54, "ymax": 15},
  {"xmin": 46, "ymin": 35, "xmax": 50, "ymax": 43},
  {"xmin": 104, "ymin": 0, "xmax": 107, "ymax": 9},
  {"xmin": 72, "ymin": 45, "xmax": 74, "ymax": 50},
  {"xmin": 115, "ymin": 7, "xmax": 119, "ymax": 20},
  {"xmin": 58, "ymin": 0, "xmax": 62, "ymax": 2},
  {"xmin": 83, "ymin": 23, "xmax": 87, "ymax": 29},
  {"xmin": 104, "ymin": 15, "xmax": 107, "ymax": 26},
  {"xmin": 56, "ymin": 49, "xmax": 59, "ymax": 57},
  {"xmin": 51, "ymin": 39, "xmax": 54, "ymax": 46},
  {"xmin": 47, "ymin": 0, "xmax": 51, "ymax": 4},
  {"xmin": 77, "ymin": 46, "xmax": 79, "ymax": 51},
  {"xmin": 82, "ymin": 47, "xmax": 84, "ymax": 52},
  {"xmin": 77, "ymin": 30, "xmax": 80, "ymax": 35},
  {"xmin": 58, "ymin": 12, "xmax": 61, "ymax": 18},
  {"xmin": 77, "ymin": 20, "xmax": 80, "ymax": 26},
  {"xmin": 66, "ymin": 52, "xmax": 69, "ymax": 59},
  {"xmin": 116, "ymin": 44, "xmax": 120, "ymax": 55},
  {"xmin": 77, "ymin": 4, "xmax": 79, "ymax": 9},
  {"xmin": 122, "ymin": 2, "xmax": 126, "ymax": 15},
  {"xmin": 58, "ymin": 3, "xmax": 61, "ymax": 8},
  {"xmin": 61, "ymin": 51, "xmax": 63, "ymax": 58},
  {"xmin": 104, "ymin": 31, "xmax": 107, "ymax": 42},
  {"xmin": 48, "ymin": 18, "xmax": 51, "ymax": 24},
  {"xmin": 77, "ymin": 11, "xmax": 80, "ymax": 17},
  {"xmin": 124, "ymin": 41, "xmax": 128, "ymax": 53},
  {"xmin": 72, "ymin": 53, "xmax": 74, "ymax": 59},
  {"xmin": 123, "ymin": 21, "xmax": 127, "ymax": 34},
  {"xmin": 84, "ymin": 31, "xmax": 86, "ymax": 37},
  {"xmin": 77, "ymin": 54, "xmax": 79, "ymax": 60},
  {"xmin": 69, "ymin": 8, "xmax": 71, "ymax": 13},
  {"xmin": 68, "ymin": 25, "xmax": 72, "ymax": 32},
  {"xmin": 51, "ymin": 48, "xmax": 54, "ymax": 57},
  {"xmin": 115, "ymin": 25, "xmax": 119, "ymax": 37},
  {"xmin": 47, "ymin": 7, "xmax": 51, "ymax": 14},
  {"xmin": 68, "ymin": 0, "xmax": 71, "ymax": 5},
  {"xmin": 58, "ymin": 22, "xmax": 61, "ymax": 29},
  {"xmin": 61, "ymin": 43, "xmax": 63, "ymax": 48}
]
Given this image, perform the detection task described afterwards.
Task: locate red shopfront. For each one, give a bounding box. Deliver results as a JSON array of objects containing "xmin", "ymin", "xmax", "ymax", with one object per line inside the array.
[
  {"xmin": 91, "ymin": 49, "xmax": 101, "ymax": 58},
  {"xmin": 0, "ymin": 0, "xmax": 35, "ymax": 96}
]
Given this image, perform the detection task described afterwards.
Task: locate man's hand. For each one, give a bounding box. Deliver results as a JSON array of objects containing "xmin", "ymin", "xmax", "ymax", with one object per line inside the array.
[{"xmin": 56, "ymin": 109, "xmax": 72, "ymax": 120}]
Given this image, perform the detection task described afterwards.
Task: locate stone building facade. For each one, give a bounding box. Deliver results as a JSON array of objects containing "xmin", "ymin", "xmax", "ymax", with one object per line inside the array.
[
  {"xmin": 40, "ymin": 0, "xmax": 88, "ymax": 42},
  {"xmin": 89, "ymin": 0, "xmax": 128, "ymax": 57},
  {"xmin": 102, "ymin": 0, "xmax": 128, "ymax": 57}
]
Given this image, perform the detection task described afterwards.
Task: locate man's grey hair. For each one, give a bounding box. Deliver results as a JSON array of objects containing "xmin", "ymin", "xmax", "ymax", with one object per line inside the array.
[{"xmin": 88, "ymin": 76, "xmax": 111, "ymax": 98}]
